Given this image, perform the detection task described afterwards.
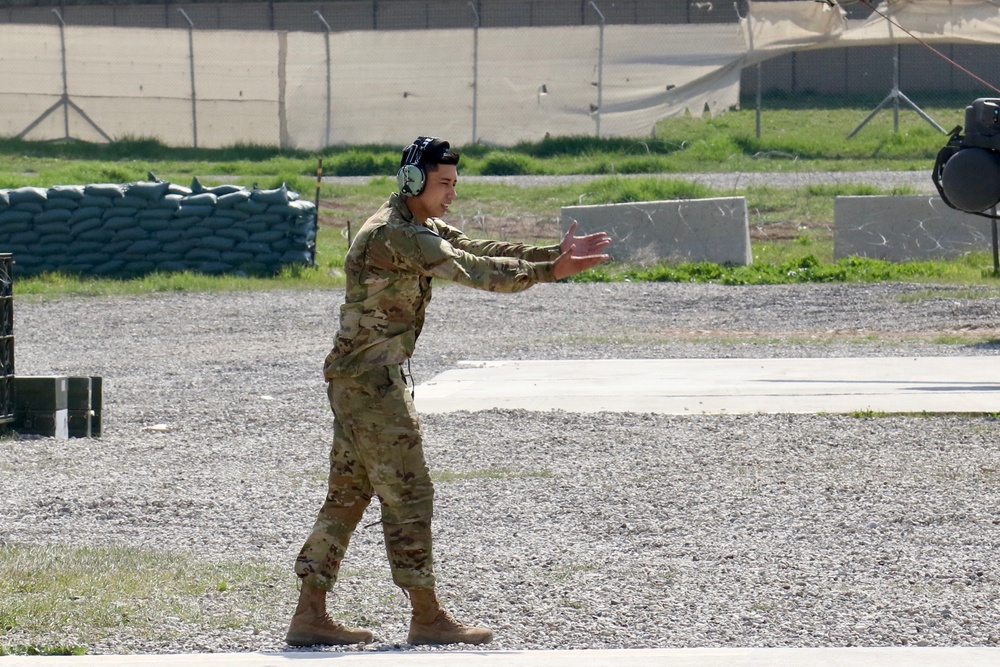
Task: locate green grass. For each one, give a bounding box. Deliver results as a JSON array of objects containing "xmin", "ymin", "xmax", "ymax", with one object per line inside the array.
[
  {"xmin": 570, "ymin": 253, "xmax": 999, "ymax": 286},
  {"xmin": 0, "ymin": 644, "xmax": 88, "ymax": 656},
  {"xmin": 0, "ymin": 543, "xmax": 289, "ymax": 651},
  {"xmin": 847, "ymin": 410, "xmax": 993, "ymax": 418},
  {"xmin": 895, "ymin": 287, "xmax": 1000, "ymax": 302},
  {"xmin": 14, "ymin": 265, "xmax": 338, "ymax": 298},
  {"xmin": 0, "ymin": 94, "xmax": 962, "ymax": 185},
  {"xmin": 19, "ymin": 174, "xmax": 954, "ymax": 296},
  {"xmin": 13, "ymin": 223, "xmax": 350, "ymax": 297},
  {"xmin": 1, "ymin": 95, "xmax": 993, "ymax": 294}
]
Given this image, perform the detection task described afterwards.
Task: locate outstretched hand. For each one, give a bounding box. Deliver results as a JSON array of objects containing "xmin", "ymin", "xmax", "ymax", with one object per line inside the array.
[
  {"xmin": 553, "ymin": 220, "xmax": 611, "ymax": 280},
  {"xmin": 553, "ymin": 245, "xmax": 610, "ymax": 280},
  {"xmin": 560, "ymin": 220, "xmax": 612, "ymax": 257}
]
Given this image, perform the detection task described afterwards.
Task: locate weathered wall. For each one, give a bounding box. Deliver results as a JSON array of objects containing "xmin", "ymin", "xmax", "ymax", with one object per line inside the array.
[
  {"xmin": 561, "ymin": 197, "xmax": 752, "ymax": 266},
  {"xmin": 834, "ymin": 195, "xmax": 990, "ymax": 262}
]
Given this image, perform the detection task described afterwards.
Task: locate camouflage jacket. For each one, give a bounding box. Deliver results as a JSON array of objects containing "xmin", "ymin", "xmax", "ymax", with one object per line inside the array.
[{"xmin": 324, "ymin": 193, "xmax": 560, "ymax": 378}]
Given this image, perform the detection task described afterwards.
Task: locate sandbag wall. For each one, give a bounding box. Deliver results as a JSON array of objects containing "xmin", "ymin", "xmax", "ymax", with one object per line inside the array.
[{"xmin": 0, "ymin": 179, "xmax": 316, "ymax": 277}]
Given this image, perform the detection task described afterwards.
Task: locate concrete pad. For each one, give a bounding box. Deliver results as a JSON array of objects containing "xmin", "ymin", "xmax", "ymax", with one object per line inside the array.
[
  {"xmin": 834, "ymin": 195, "xmax": 991, "ymax": 261},
  {"xmin": 415, "ymin": 358, "xmax": 1000, "ymax": 415},
  {"xmin": 561, "ymin": 197, "xmax": 751, "ymax": 265},
  {"xmin": 2, "ymin": 647, "xmax": 999, "ymax": 666}
]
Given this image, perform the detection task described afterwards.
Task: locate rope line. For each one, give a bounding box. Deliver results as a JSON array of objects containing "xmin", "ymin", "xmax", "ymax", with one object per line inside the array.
[{"xmin": 855, "ymin": 0, "xmax": 1000, "ymax": 95}]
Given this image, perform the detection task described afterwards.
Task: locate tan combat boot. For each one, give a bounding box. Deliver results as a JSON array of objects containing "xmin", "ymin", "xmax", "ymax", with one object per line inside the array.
[
  {"xmin": 285, "ymin": 582, "xmax": 374, "ymax": 646},
  {"xmin": 406, "ymin": 587, "xmax": 493, "ymax": 645}
]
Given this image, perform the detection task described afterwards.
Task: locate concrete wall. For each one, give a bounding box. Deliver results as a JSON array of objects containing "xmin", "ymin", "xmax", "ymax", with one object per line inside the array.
[
  {"xmin": 561, "ymin": 197, "xmax": 752, "ymax": 266},
  {"xmin": 834, "ymin": 195, "xmax": 992, "ymax": 262},
  {"xmin": 0, "ymin": 180, "xmax": 316, "ymax": 277},
  {"xmin": 741, "ymin": 44, "xmax": 1000, "ymax": 97}
]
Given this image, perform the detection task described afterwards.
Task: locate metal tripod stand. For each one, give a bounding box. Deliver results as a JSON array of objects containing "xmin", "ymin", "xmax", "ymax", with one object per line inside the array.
[
  {"xmin": 847, "ymin": 44, "xmax": 945, "ymax": 139},
  {"xmin": 19, "ymin": 9, "xmax": 111, "ymax": 143}
]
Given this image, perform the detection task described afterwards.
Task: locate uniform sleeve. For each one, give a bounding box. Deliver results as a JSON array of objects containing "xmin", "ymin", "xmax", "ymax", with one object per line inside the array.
[
  {"xmin": 396, "ymin": 225, "xmax": 557, "ymax": 293},
  {"xmin": 430, "ymin": 219, "xmax": 561, "ymax": 262}
]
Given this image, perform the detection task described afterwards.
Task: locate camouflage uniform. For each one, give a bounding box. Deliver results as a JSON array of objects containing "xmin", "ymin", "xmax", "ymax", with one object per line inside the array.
[{"xmin": 295, "ymin": 193, "xmax": 560, "ymax": 591}]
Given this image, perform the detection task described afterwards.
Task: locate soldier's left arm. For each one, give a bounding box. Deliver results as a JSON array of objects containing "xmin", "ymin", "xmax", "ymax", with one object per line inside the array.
[
  {"xmin": 396, "ymin": 225, "xmax": 557, "ymax": 293},
  {"xmin": 429, "ymin": 219, "xmax": 560, "ymax": 262}
]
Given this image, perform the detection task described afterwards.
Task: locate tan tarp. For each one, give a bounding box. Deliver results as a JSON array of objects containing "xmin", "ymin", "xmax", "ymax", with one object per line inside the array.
[
  {"xmin": 838, "ymin": 0, "xmax": 1000, "ymax": 45},
  {"xmin": 676, "ymin": 0, "xmax": 1000, "ymax": 125},
  {"xmin": 742, "ymin": 0, "xmax": 846, "ymax": 58},
  {"xmin": 743, "ymin": 0, "xmax": 1000, "ymax": 58},
  {"xmin": 0, "ymin": 22, "xmax": 744, "ymax": 148}
]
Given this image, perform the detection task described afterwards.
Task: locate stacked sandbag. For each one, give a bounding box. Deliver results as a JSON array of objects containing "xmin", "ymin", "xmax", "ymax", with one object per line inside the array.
[{"xmin": 0, "ymin": 177, "xmax": 316, "ymax": 277}]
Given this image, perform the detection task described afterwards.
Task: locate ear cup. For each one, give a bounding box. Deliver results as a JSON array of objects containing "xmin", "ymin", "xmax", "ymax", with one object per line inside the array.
[
  {"xmin": 397, "ymin": 136, "xmax": 441, "ymax": 196},
  {"xmin": 397, "ymin": 163, "xmax": 426, "ymax": 196}
]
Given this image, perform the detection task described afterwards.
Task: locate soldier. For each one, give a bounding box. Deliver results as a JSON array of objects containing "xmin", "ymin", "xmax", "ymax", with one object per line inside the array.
[{"xmin": 287, "ymin": 136, "xmax": 611, "ymax": 647}]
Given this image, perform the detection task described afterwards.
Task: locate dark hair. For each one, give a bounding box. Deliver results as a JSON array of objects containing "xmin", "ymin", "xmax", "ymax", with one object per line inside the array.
[
  {"xmin": 427, "ymin": 145, "xmax": 460, "ymax": 170},
  {"xmin": 400, "ymin": 137, "xmax": 460, "ymax": 172}
]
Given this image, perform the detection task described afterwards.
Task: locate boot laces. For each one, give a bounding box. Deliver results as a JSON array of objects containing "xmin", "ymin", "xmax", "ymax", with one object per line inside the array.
[
  {"xmin": 320, "ymin": 614, "xmax": 350, "ymax": 631},
  {"xmin": 432, "ymin": 608, "xmax": 466, "ymax": 630}
]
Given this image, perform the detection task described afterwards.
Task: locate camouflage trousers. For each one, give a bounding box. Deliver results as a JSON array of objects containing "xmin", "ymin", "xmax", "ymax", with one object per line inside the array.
[{"xmin": 294, "ymin": 364, "xmax": 436, "ymax": 591}]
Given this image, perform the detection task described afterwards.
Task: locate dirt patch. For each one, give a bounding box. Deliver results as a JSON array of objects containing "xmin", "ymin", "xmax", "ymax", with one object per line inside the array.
[
  {"xmin": 750, "ymin": 220, "xmax": 831, "ymax": 242},
  {"xmin": 449, "ymin": 214, "xmax": 562, "ymax": 242},
  {"xmin": 316, "ymin": 199, "xmax": 831, "ymax": 243},
  {"xmin": 317, "ymin": 199, "xmax": 563, "ymax": 243}
]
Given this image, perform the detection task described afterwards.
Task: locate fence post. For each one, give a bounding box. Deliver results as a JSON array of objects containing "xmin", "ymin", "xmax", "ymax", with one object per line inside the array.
[
  {"xmin": 468, "ymin": 2, "xmax": 479, "ymax": 144},
  {"xmin": 315, "ymin": 158, "xmax": 323, "ymax": 266},
  {"xmin": 54, "ymin": 9, "xmax": 69, "ymax": 140},
  {"xmin": 992, "ymin": 205, "xmax": 999, "ymax": 277},
  {"xmin": 588, "ymin": 2, "xmax": 604, "ymax": 138},
  {"xmin": 738, "ymin": 1, "xmax": 762, "ymax": 139},
  {"xmin": 178, "ymin": 8, "xmax": 198, "ymax": 148},
  {"xmin": 278, "ymin": 31, "xmax": 290, "ymax": 149},
  {"xmin": 314, "ymin": 11, "xmax": 333, "ymax": 148}
]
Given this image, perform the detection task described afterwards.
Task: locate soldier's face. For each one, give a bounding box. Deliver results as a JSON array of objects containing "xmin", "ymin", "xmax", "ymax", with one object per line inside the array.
[{"xmin": 411, "ymin": 164, "xmax": 458, "ymax": 221}]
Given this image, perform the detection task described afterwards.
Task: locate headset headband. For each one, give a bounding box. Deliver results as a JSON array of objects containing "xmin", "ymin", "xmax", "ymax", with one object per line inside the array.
[{"xmin": 402, "ymin": 136, "xmax": 439, "ymax": 168}]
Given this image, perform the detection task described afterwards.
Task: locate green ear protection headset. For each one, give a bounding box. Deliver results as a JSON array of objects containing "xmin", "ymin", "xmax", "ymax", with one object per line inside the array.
[{"xmin": 397, "ymin": 136, "xmax": 446, "ymax": 196}]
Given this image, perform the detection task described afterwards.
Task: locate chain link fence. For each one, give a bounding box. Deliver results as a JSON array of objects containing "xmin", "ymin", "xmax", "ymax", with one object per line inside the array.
[
  {"xmin": 0, "ymin": 1, "xmax": 739, "ymax": 31},
  {"xmin": 0, "ymin": 0, "xmax": 996, "ymax": 148}
]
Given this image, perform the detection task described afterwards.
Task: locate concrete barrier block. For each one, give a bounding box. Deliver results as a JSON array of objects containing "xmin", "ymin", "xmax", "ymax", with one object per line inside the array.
[
  {"xmin": 834, "ymin": 195, "xmax": 992, "ymax": 261},
  {"xmin": 14, "ymin": 376, "xmax": 68, "ymax": 439},
  {"xmin": 67, "ymin": 376, "xmax": 92, "ymax": 438},
  {"xmin": 561, "ymin": 197, "xmax": 751, "ymax": 265}
]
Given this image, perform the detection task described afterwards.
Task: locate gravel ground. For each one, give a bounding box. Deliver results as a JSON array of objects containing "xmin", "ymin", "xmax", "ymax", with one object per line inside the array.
[{"xmin": 2, "ymin": 281, "xmax": 1000, "ymax": 654}]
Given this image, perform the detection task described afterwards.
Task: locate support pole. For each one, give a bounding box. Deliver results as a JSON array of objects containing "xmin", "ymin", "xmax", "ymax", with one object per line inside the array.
[
  {"xmin": 588, "ymin": 2, "xmax": 604, "ymax": 138},
  {"xmin": 314, "ymin": 158, "xmax": 322, "ymax": 266},
  {"xmin": 315, "ymin": 11, "xmax": 333, "ymax": 148},
  {"xmin": 755, "ymin": 64, "xmax": 762, "ymax": 140},
  {"xmin": 992, "ymin": 205, "xmax": 999, "ymax": 277},
  {"xmin": 55, "ymin": 9, "xmax": 69, "ymax": 140},
  {"xmin": 746, "ymin": 1, "xmax": 761, "ymax": 139},
  {"xmin": 892, "ymin": 43, "xmax": 900, "ymax": 132},
  {"xmin": 178, "ymin": 9, "xmax": 198, "ymax": 148},
  {"xmin": 468, "ymin": 2, "xmax": 479, "ymax": 144}
]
